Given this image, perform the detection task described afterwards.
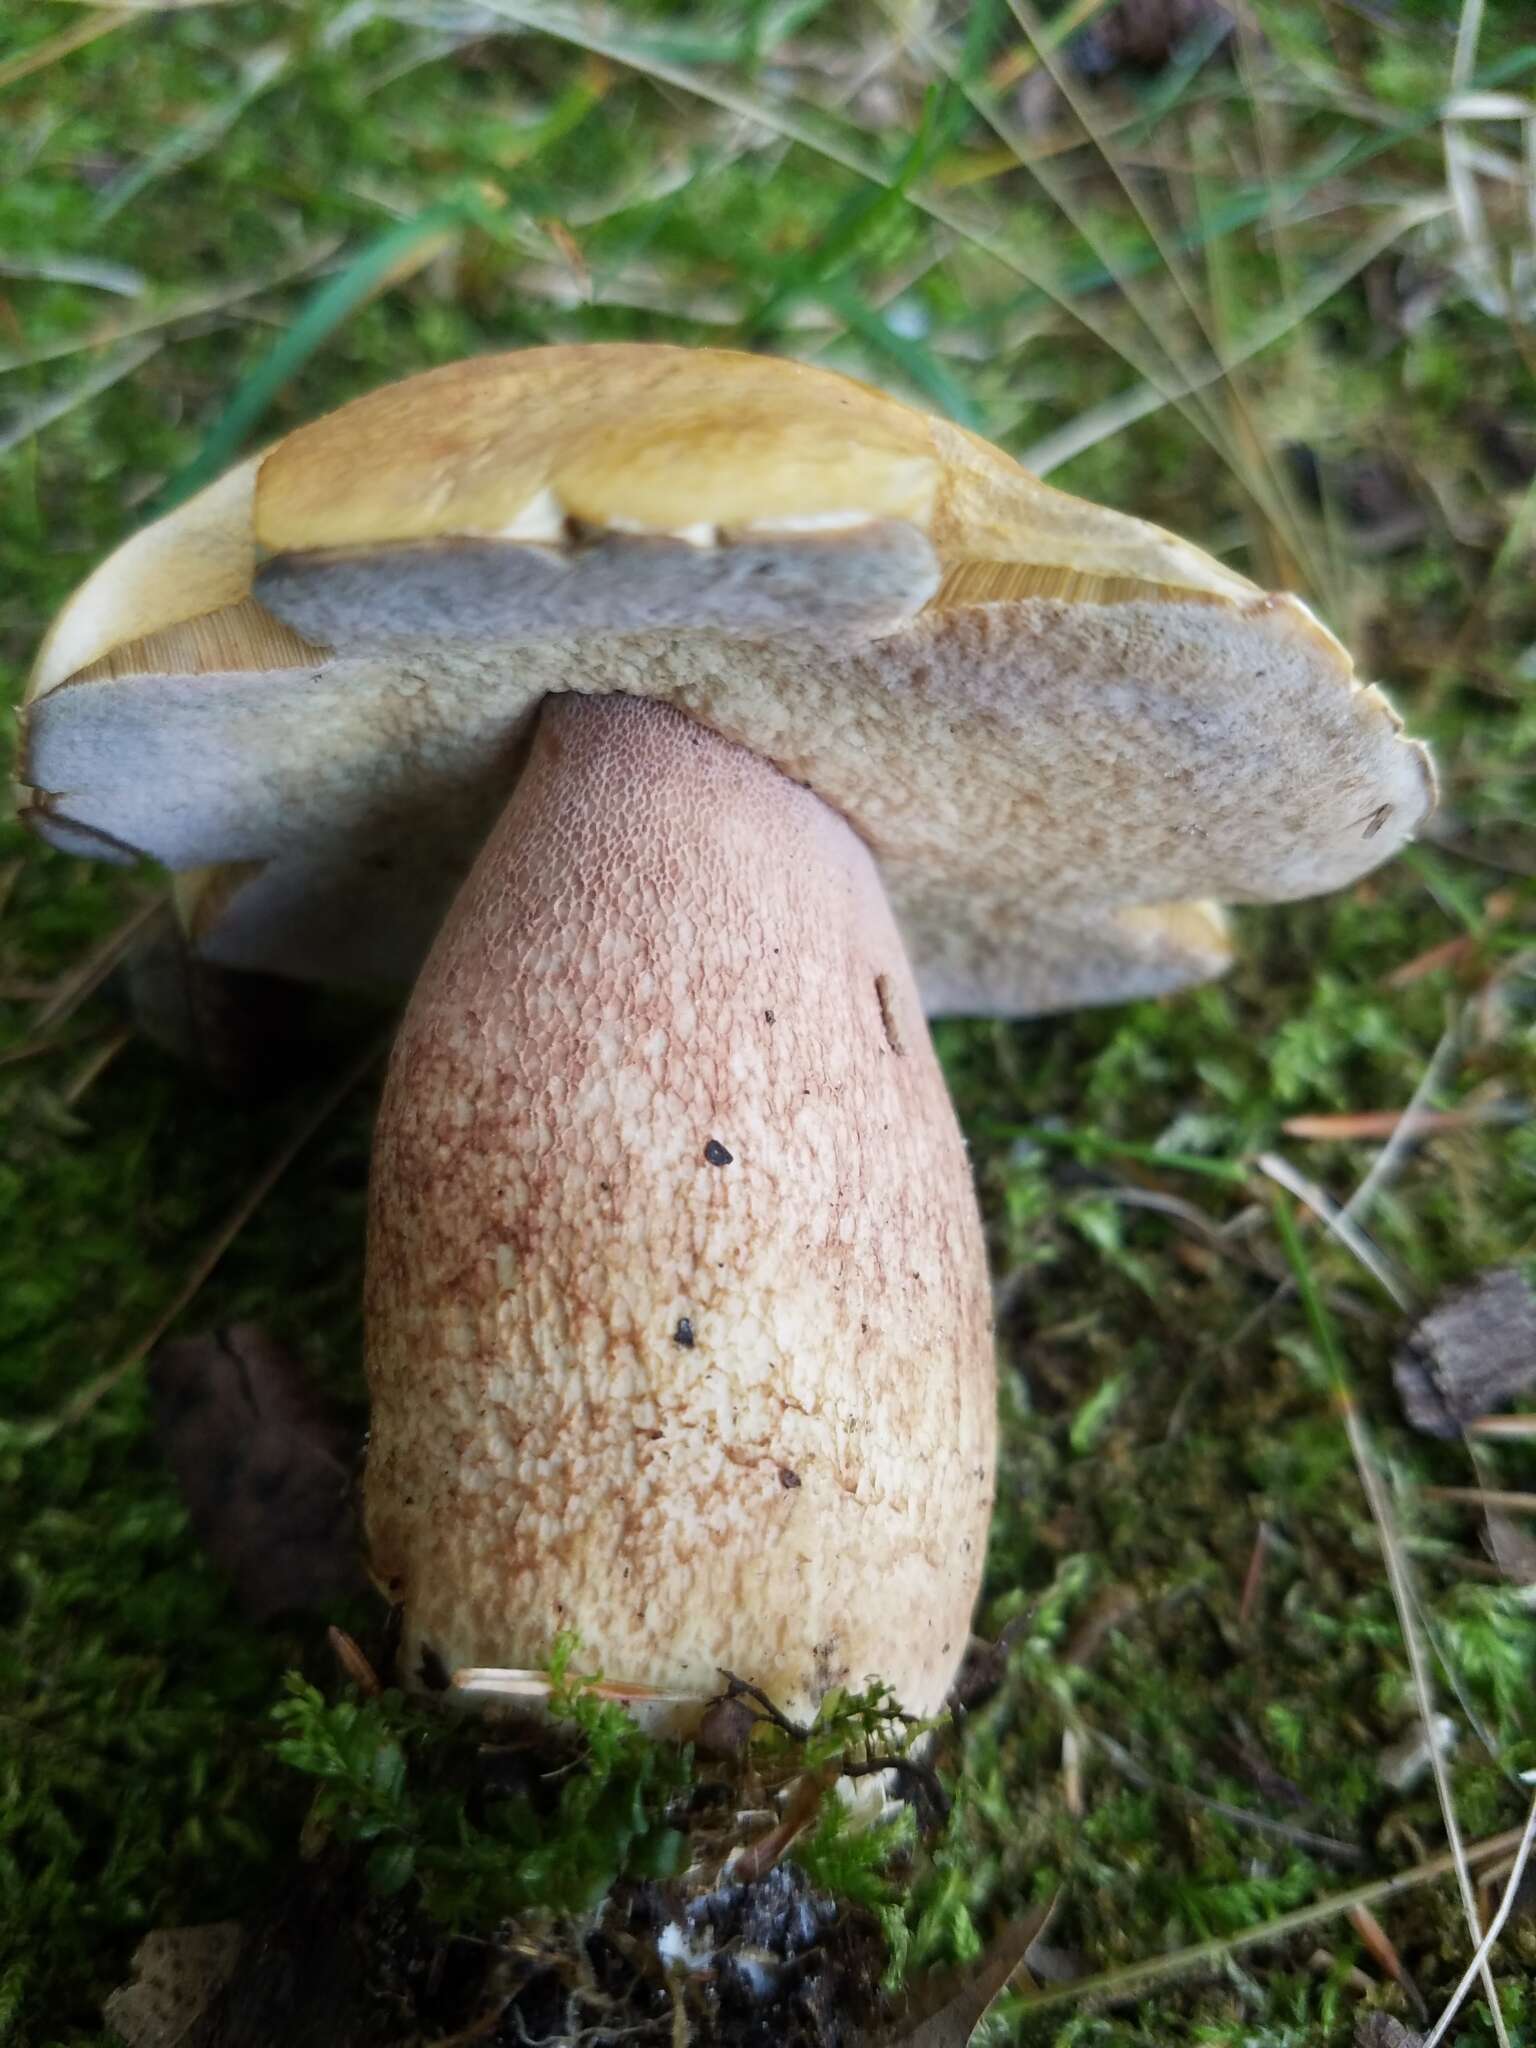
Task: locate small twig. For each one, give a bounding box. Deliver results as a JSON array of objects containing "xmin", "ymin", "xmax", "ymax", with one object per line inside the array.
[
  {"xmin": 1386, "ymin": 933, "xmax": 1482, "ymax": 987},
  {"xmin": 665, "ymin": 1959, "xmax": 690, "ymax": 2048},
  {"xmin": 24, "ymin": 893, "xmax": 166, "ymax": 1036},
  {"xmin": 1348, "ymin": 1413, "xmax": 1504, "ymax": 2032},
  {"xmin": 1422, "ymin": 1792, "xmax": 1536, "ymax": 2048},
  {"xmin": 1001, "ymin": 1823, "xmax": 1531, "ymax": 2020},
  {"xmin": 1255, "ymin": 1151, "xmax": 1416, "ymax": 1310},
  {"xmin": 0, "ymin": 7, "xmax": 132, "ymax": 92},
  {"xmin": 454, "ymin": 1666, "xmax": 708, "ymax": 1707},
  {"xmin": 1061, "ymin": 1725, "xmax": 1085, "ymax": 1818},
  {"xmin": 0, "ymin": 1029, "xmax": 90, "ymax": 1071},
  {"xmin": 1282, "ymin": 1104, "xmax": 1520, "ymax": 1141},
  {"xmin": 1274, "ymin": 1200, "xmax": 1509, "ymax": 2045},
  {"xmin": 1340, "ymin": 1010, "xmax": 1463, "ymax": 1232},
  {"xmin": 718, "ymin": 1670, "xmax": 809, "ymax": 1741},
  {"xmin": 1347, "ymin": 1901, "xmax": 1426, "ymax": 2019},
  {"xmin": 1423, "ymin": 1486, "xmax": 1536, "ymax": 1516},
  {"xmin": 729, "ymin": 1766, "xmax": 833, "ymax": 1883},
  {"xmin": 0, "ymin": 234, "xmax": 341, "ymax": 376},
  {"xmin": 1238, "ymin": 1521, "xmax": 1272, "ymax": 1629},
  {"xmin": 328, "ymin": 1626, "xmax": 381, "ymax": 1697},
  {"xmin": 0, "ymin": 336, "xmax": 162, "ymax": 456},
  {"xmin": 60, "ymin": 1025, "xmax": 133, "ymax": 1107},
  {"xmin": 1467, "ymin": 1413, "xmax": 1536, "ymax": 1441}
]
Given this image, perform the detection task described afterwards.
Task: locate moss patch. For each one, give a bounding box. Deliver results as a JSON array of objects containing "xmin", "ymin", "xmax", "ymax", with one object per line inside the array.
[{"xmin": 4, "ymin": 2, "xmax": 1536, "ymax": 2041}]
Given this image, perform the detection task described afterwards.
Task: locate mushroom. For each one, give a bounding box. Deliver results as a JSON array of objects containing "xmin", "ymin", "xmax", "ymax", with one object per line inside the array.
[{"xmin": 20, "ymin": 345, "xmax": 1433, "ymax": 1729}]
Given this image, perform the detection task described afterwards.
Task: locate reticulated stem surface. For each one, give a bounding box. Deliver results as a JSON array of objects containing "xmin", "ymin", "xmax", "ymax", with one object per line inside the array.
[{"xmin": 365, "ymin": 693, "xmax": 996, "ymax": 1728}]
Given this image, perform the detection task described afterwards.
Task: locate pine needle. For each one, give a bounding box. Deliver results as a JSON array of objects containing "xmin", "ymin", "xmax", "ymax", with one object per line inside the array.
[
  {"xmin": 1273, "ymin": 1201, "xmax": 1514, "ymax": 2048},
  {"xmin": 1000, "ymin": 1821, "xmax": 1530, "ymax": 2021}
]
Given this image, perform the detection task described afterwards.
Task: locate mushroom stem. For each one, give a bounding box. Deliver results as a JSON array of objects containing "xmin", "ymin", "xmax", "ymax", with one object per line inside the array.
[{"xmin": 364, "ymin": 693, "xmax": 996, "ymax": 1731}]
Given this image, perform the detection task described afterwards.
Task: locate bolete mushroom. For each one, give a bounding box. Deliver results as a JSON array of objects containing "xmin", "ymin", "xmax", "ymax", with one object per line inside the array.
[{"xmin": 20, "ymin": 345, "xmax": 1433, "ymax": 1729}]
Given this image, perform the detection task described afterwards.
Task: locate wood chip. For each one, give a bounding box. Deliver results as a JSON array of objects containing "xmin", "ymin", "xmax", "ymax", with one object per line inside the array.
[
  {"xmin": 1483, "ymin": 1511, "xmax": 1536, "ymax": 1584},
  {"xmin": 1355, "ymin": 2016, "xmax": 1426, "ymax": 2048},
  {"xmin": 149, "ymin": 1324, "xmax": 366, "ymax": 1620},
  {"xmin": 104, "ymin": 1925, "xmax": 242, "ymax": 2048},
  {"xmin": 879, "ymin": 1905, "xmax": 1053, "ymax": 2047},
  {"xmin": 1393, "ymin": 1268, "xmax": 1536, "ymax": 1439}
]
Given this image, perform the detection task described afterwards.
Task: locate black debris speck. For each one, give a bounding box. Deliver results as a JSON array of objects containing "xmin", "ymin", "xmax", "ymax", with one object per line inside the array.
[
  {"xmin": 779, "ymin": 1468, "xmax": 801, "ymax": 1490},
  {"xmin": 704, "ymin": 1139, "xmax": 734, "ymax": 1167},
  {"xmin": 674, "ymin": 1317, "xmax": 696, "ymax": 1349}
]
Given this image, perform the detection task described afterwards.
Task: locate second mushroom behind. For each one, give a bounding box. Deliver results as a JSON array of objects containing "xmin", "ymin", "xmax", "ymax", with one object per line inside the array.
[{"xmin": 20, "ymin": 343, "xmax": 1435, "ymax": 1723}]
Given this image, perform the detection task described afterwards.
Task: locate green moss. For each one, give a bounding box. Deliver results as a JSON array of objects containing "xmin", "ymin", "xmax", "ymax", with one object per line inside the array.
[
  {"xmin": 271, "ymin": 1636, "xmax": 691, "ymax": 1923},
  {"xmin": 4, "ymin": 1, "xmax": 1536, "ymax": 2040}
]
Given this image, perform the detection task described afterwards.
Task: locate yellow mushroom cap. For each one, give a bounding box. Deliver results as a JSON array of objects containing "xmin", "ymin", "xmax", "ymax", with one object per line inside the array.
[{"xmin": 21, "ymin": 343, "xmax": 1433, "ymax": 1015}]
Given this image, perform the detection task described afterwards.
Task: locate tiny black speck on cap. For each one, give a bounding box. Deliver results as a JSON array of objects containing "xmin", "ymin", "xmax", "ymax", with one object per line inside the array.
[
  {"xmin": 674, "ymin": 1317, "xmax": 695, "ymax": 1348},
  {"xmin": 704, "ymin": 1138, "xmax": 733, "ymax": 1167}
]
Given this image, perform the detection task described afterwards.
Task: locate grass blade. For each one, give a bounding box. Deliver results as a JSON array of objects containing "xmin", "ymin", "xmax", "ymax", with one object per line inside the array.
[
  {"xmin": 1272, "ymin": 1199, "xmax": 1515, "ymax": 2048},
  {"xmin": 154, "ymin": 196, "xmax": 500, "ymax": 510}
]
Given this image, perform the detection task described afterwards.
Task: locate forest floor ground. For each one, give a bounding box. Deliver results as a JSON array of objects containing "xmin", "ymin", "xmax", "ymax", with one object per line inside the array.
[{"xmin": 3, "ymin": 3, "xmax": 1536, "ymax": 2043}]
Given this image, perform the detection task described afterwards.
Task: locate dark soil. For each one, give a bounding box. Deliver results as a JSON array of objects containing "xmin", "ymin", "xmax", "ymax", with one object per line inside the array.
[{"xmin": 185, "ymin": 1846, "xmax": 889, "ymax": 2048}]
